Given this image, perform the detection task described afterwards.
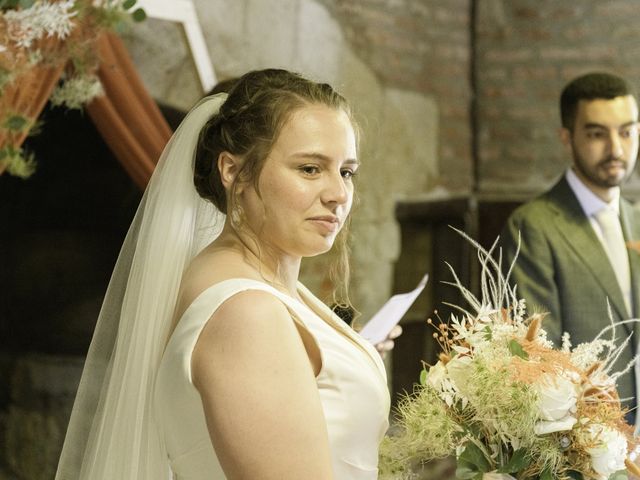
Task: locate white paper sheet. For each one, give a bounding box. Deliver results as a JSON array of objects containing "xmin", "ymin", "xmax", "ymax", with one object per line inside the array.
[{"xmin": 359, "ymin": 273, "xmax": 429, "ymax": 345}]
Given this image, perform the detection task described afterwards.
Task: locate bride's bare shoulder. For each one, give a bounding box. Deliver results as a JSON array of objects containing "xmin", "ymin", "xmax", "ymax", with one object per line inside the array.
[{"xmin": 175, "ymin": 247, "xmax": 261, "ymax": 321}]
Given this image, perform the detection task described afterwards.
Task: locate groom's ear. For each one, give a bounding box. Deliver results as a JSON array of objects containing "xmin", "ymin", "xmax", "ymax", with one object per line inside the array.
[{"xmin": 218, "ymin": 152, "xmax": 245, "ymax": 193}]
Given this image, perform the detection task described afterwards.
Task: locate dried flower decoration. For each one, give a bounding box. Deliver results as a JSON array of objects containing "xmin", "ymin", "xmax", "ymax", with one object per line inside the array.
[
  {"xmin": 0, "ymin": 0, "xmax": 146, "ymax": 178},
  {"xmin": 4, "ymin": 0, "xmax": 77, "ymax": 49}
]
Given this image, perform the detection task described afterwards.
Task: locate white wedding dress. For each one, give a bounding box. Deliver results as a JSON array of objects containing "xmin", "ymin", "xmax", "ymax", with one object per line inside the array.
[{"xmin": 154, "ymin": 278, "xmax": 391, "ymax": 479}]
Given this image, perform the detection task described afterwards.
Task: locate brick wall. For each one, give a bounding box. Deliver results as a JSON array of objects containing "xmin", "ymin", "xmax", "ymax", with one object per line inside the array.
[
  {"xmin": 320, "ymin": 0, "xmax": 473, "ymax": 192},
  {"xmin": 475, "ymin": 0, "xmax": 640, "ymax": 197},
  {"xmin": 322, "ymin": 0, "xmax": 640, "ymax": 198}
]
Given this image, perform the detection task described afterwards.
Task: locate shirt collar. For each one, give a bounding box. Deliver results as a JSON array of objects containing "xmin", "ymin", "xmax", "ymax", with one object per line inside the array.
[{"xmin": 565, "ymin": 168, "xmax": 620, "ymax": 216}]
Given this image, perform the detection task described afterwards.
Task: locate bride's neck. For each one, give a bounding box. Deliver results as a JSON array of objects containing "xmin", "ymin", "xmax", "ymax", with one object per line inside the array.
[{"xmin": 214, "ymin": 223, "xmax": 301, "ymax": 296}]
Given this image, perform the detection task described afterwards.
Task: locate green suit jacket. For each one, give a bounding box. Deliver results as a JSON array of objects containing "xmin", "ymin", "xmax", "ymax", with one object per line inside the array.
[{"xmin": 501, "ymin": 176, "xmax": 640, "ymax": 407}]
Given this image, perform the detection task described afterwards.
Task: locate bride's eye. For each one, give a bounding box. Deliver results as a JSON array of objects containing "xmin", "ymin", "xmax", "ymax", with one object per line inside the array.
[
  {"xmin": 300, "ymin": 165, "xmax": 321, "ymax": 176},
  {"xmin": 341, "ymin": 168, "xmax": 357, "ymax": 179}
]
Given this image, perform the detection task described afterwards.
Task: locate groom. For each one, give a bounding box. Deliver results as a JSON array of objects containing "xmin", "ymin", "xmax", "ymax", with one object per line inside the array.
[{"xmin": 501, "ymin": 72, "xmax": 640, "ymax": 422}]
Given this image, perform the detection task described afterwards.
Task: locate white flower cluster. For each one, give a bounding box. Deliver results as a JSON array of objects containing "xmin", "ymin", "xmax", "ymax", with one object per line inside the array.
[
  {"xmin": 584, "ymin": 424, "xmax": 628, "ymax": 479},
  {"xmin": 4, "ymin": 0, "xmax": 77, "ymax": 49},
  {"xmin": 50, "ymin": 74, "xmax": 104, "ymax": 109},
  {"xmin": 570, "ymin": 339, "xmax": 612, "ymax": 370}
]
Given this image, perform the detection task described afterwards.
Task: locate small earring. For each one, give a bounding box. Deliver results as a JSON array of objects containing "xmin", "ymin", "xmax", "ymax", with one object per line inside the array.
[{"xmin": 230, "ymin": 204, "xmax": 243, "ymax": 228}]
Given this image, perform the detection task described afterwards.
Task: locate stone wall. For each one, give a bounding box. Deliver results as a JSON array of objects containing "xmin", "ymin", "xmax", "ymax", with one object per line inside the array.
[
  {"xmin": 0, "ymin": 355, "xmax": 83, "ymax": 480},
  {"xmin": 475, "ymin": 0, "xmax": 640, "ymax": 197}
]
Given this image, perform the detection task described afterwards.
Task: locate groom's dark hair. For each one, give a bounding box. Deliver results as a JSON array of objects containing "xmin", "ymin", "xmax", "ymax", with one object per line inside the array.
[{"xmin": 560, "ymin": 72, "xmax": 636, "ymax": 131}]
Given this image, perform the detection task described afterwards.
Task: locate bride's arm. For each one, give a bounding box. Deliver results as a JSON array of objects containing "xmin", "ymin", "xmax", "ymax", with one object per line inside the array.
[{"xmin": 191, "ymin": 289, "xmax": 334, "ymax": 480}]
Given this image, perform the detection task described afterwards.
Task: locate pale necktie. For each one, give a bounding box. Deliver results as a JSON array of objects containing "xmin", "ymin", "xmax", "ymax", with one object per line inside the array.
[{"xmin": 594, "ymin": 207, "xmax": 632, "ymax": 314}]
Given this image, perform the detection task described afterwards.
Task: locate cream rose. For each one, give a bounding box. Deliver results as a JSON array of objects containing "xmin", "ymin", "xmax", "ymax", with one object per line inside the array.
[
  {"xmin": 533, "ymin": 373, "xmax": 578, "ymax": 435},
  {"xmin": 586, "ymin": 424, "xmax": 627, "ymax": 479},
  {"xmin": 447, "ymin": 355, "xmax": 473, "ymax": 395},
  {"xmin": 426, "ymin": 361, "xmax": 447, "ymax": 390}
]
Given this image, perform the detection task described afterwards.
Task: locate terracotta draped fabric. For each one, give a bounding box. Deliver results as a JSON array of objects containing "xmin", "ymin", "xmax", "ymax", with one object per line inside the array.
[
  {"xmin": 0, "ymin": 62, "xmax": 65, "ymax": 175},
  {"xmin": 87, "ymin": 32, "xmax": 173, "ymax": 189},
  {"xmin": 0, "ymin": 31, "xmax": 172, "ymax": 187}
]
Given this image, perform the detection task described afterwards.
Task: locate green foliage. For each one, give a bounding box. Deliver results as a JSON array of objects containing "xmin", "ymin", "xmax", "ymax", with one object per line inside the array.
[
  {"xmin": 131, "ymin": 7, "xmax": 146, "ymax": 22},
  {"xmin": 454, "ymin": 465, "xmax": 481, "ymax": 480},
  {"xmin": 528, "ymin": 436, "xmax": 565, "ymax": 478},
  {"xmin": 609, "ymin": 471, "xmax": 628, "ymax": 480},
  {"xmin": 508, "ymin": 339, "xmax": 529, "ymax": 359},
  {"xmin": 90, "ymin": 1, "xmax": 147, "ymax": 34},
  {"xmin": 3, "ymin": 114, "xmax": 29, "ymax": 132},
  {"xmin": 0, "ymin": 0, "xmax": 20, "ymax": 9},
  {"xmin": 539, "ymin": 469, "xmax": 554, "ymax": 480},
  {"xmin": 497, "ymin": 448, "xmax": 530, "ymax": 474},
  {"xmin": 466, "ymin": 360, "xmax": 538, "ymax": 449},
  {"xmin": 0, "ymin": 67, "xmax": 16, "ymax": 92},
  {"xmin": 482, "ymin": 325, "xmax": 492, "ymax": 340},
  {"xmin": 456, "ymin": 442, "xmax": 489, "ymax": 479},
  {"xmin": 378, "ymin": 385, "xmax": 461, "ymax": 478},
  {"xmin": 0, "ymin": 0, "xmax": 35, "ymax": 10},
  {"xmin": 419, "ymin": 368, "xmax": 427, "ymax": 386},
  {"xmin": 0, "ymin": 147, "xmax": 36, "ymax": 178}
]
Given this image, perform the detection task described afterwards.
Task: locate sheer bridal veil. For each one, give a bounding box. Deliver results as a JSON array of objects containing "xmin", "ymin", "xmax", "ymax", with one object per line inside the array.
[{"xmin": 55, "ymin": 94, "xmax": 228, "ymax": 479}]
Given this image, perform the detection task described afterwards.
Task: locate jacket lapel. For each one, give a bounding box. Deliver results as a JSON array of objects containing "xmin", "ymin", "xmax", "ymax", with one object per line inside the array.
[
  {"xmin": 548, "ymin": 178, "xmax": 631, "ymax": 325},
  {"xmin": 620, "ymin": 199, "xmax": 640, "ymax": 331}
]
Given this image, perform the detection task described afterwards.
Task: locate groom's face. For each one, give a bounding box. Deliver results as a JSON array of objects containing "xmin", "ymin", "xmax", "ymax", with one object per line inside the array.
[{"xmin": 562, "ymin": 95, "xmax": 639, "ymax": 200}]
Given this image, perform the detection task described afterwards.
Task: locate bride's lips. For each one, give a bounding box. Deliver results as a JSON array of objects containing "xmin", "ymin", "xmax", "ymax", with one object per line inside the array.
[{"xmin": 308, "ymin": 215, "xmax": 340, "ymax": 233}]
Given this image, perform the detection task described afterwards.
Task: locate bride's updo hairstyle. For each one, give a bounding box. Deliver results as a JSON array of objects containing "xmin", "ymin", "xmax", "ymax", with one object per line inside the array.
[
  {"xmin": 194, "ymin": 68, "xmax": 357, "ymax": 212},
  {"xmin": 194, "ymin": 68, "xmax": 359, "ymax": 308}
]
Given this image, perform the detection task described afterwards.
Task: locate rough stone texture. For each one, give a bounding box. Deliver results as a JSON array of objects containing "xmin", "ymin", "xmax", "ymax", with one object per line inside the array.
[
  {"xmin": 1, "ymin": 354, "xmax": 83, "ymax": 480},
  {"xmin": 475, "ymin": 0, "xmax": 640, "ymax": 197}
]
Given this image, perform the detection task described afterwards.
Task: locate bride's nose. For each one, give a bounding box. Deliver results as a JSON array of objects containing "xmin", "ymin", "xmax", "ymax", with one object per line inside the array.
[{"xmin": 320, "ymin": 171, "xmax": 349, "ymax": 205}]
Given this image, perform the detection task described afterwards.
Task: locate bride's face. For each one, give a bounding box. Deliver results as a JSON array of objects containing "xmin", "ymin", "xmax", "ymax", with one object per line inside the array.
[{"xmin": 240, "ymin": 104, "xmax": 358, "ymax": 259}]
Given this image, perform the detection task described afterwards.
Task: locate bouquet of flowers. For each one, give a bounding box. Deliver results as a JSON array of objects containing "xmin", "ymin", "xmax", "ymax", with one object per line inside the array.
[{"xmin": 380, "ymin": 233, "xmax": 640, "ymax": 480}]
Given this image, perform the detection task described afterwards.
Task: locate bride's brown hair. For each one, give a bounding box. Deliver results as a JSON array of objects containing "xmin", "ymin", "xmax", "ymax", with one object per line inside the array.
[{"xmin": 194, "ymin": 68, "xmax": 359, "ymax": 309}]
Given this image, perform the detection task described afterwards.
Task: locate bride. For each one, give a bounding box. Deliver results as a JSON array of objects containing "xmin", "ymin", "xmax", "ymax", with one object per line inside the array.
[{"xmin": 55, "ymin": 69, "xmax": 391, "ymax": 479}]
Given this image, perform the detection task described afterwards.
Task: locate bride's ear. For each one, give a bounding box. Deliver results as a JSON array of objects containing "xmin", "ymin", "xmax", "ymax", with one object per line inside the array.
[{"xmin": 218, "ymin": 152, "xmax": 244, "ymax": 192}]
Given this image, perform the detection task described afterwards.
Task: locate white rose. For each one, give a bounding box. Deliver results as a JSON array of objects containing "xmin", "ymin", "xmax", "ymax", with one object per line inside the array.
[
  {"xmin": 447, "ymin": 355, "xmax": 473, "ymax": 395},
  {"xmin": 426, "ymin": 361, "xmax": 447, "ymax": 390},
  {"xmin": 533, "ymin": 373, "xmax": 578, "ymax": 434},
  {"xmin": 534, "ymin": 416, "xmax": 577, "ymax": 435},
  {"xmin": 586, "ymin": 424, "xmax": 627, "ymax": 479}
]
